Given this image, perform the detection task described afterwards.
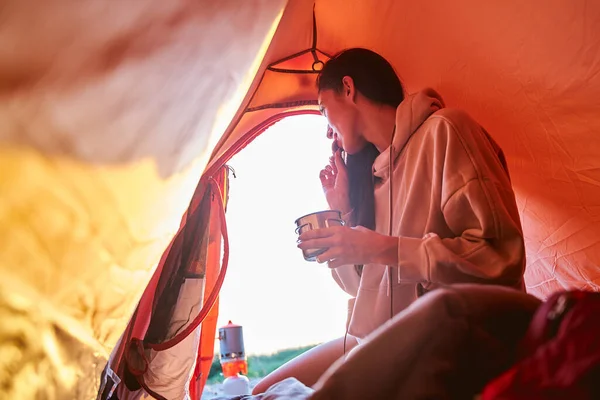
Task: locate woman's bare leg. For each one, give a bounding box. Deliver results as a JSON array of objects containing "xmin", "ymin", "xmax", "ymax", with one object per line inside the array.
[{"xmin": 251, "ymin": 335, "xmax": 358, "ymax": 395}]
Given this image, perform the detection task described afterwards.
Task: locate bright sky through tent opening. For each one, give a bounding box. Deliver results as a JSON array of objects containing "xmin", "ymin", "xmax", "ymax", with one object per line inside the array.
[{"xmin": 215, "ymin": 115, "xmax": 351, "ymax": 356}]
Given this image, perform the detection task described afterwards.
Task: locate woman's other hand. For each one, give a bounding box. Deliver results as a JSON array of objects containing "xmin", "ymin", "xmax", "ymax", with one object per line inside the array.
[
  {"xmin": 297, "ymin": 225, "xmax": 398, "ymax": 269},
  {"xmin": 320, "ymin": 150, "xmax": 351, "ymax": 215}
]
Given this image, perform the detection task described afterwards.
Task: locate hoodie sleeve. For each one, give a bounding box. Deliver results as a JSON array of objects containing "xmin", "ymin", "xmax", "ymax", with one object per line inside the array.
[{"xmin": 395, "ymin": 110, "xmax": 526, "ymax": 287}]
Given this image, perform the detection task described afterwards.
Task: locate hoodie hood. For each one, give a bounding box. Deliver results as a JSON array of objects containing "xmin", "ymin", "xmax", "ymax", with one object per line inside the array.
[{"xmin": 373, "ymin": 88, "xmax": 445, "ymax": 180}]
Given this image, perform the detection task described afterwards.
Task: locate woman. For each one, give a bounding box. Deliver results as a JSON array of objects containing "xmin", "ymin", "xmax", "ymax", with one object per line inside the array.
[{"xmin": 252, "ymin": 48, "xmax": 526, "ymax": 394}]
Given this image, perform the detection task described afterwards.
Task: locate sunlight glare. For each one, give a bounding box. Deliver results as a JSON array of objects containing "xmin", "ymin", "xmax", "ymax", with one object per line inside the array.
[{"xmin": 216, "ymin": 115, "xmax": 351, "ymax": 356}]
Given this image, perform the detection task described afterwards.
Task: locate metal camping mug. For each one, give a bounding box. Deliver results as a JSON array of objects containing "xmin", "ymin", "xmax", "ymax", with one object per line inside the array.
[{"xmin": 294, "ymin": 210, "xmax": 345, "ymax": 262}]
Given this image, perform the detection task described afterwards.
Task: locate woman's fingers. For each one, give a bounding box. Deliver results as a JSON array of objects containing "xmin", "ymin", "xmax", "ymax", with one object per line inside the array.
[
  {"xmin": 320, "ymin": 166, "xmax": 333, "ymax": 176},
  {"xmin": 319, "ymin": 169, "xmax": 328, "ymax": 183},
  {"xmin": 329, "ymin": 156, "xmax": 337, "ymax": 174},
  {"xmin": 325, "ymin": 258, "xmax": 346, "ymax": 269},
  {"xmin": 296, "ymin": 226, "xmax": 355, "ymax": 267},
  {"xmin": 315, "ymin": 248, "xmax": 343, "ymax": 264},
  {"xmin": 321, "ymin": 164, "xmax": 335, "ymax": 177},
  {"xmin": 298, "ymin": 226, "xmax": 338, "ymax": 241},
  {"xmin": 297, "ymin": 237, "xmax": 333, "ymax": 250},
  {"xmin": 333, "ymin": 150, "xmax": 347, "ymax": 178},
  {"xmin": 298, "ymin": 228, "xmax": 346, "ymax": 263}
]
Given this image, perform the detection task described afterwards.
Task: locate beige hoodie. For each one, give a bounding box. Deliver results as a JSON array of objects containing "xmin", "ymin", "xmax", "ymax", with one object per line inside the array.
[{"xmin": 332, "ymin": 89, "xmax": 526, "ymax": 340}]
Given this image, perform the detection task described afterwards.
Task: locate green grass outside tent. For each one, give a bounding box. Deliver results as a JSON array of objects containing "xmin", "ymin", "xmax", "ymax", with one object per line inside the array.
[{"xmin": 206, "ymin": 345, "xmax": 316, "ymax": 384}]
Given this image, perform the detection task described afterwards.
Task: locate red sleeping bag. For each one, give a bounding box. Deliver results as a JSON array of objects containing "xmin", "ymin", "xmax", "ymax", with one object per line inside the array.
[{"xmin": 481, "ymin": 290, "xmax": 600, "ymax": 399}]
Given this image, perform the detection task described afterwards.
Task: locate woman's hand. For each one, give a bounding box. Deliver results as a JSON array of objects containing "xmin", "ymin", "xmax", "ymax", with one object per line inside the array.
[
  {"xmin": 297, "ymin": 225, "xmax": 399, "ymax": 269},
  {"xmin": 320, "ymin": 150, "xmax": 351, "ymax": 215}
]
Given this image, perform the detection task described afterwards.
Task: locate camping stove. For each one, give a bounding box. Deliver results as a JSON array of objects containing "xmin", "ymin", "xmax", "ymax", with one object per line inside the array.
[{"xmin": 218, "ymin": 320, "xmax": 248, "ymax": 377}]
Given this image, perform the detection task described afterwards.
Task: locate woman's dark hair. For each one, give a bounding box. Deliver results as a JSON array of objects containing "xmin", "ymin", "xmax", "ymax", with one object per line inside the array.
[
  {"xmin": 317, "ymin": 48, "xmax": 405, "ymax": 230},
  {"xmin": 346, "ymin": 143, "xmax": 380, "ymax": 229},
  {"xmin": 317, "ymin": 48, "xmax": 405, "ymax": 108}
]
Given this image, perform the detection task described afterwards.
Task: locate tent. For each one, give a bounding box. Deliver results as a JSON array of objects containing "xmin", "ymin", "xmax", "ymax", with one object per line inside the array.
[{"xmin": 1, "ymin": 0, "xmax": 599, "ymax": 398}]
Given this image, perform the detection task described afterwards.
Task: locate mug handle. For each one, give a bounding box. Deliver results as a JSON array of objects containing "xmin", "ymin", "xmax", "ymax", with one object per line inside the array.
[
  {"xmin": 325, "ymin": 218, "xmax": 345, "ymax": 228},
  {"xmin": 295, "ymin": 222, "xmax": 313, "ymax": 235}
]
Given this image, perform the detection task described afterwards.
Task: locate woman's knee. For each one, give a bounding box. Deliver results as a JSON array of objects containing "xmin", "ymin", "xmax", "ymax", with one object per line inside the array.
[{"xmin": 251, "ymin": 336, "xmax": 356, "ymax": 395}]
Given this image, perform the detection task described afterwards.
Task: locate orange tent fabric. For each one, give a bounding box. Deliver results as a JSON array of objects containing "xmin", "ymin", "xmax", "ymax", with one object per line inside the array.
[
  {"xmin": 208, "ymin": 0, "xmax": 600, "ymax": 298},
  {"xmin": 191, "ymin": 167, "xmax": 231, "ymax": 399}
]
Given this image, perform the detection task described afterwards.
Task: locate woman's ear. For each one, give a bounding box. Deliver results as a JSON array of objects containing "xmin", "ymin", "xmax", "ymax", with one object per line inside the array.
[{"xmin": 341, "ymin": 76, "xmax": 356, "ymax": 103}]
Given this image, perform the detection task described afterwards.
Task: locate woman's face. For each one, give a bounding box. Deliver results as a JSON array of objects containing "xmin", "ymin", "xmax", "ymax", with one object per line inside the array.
[{"xmin": 318, "ymin": 89, "xmax": 366, "ymax": 154}]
